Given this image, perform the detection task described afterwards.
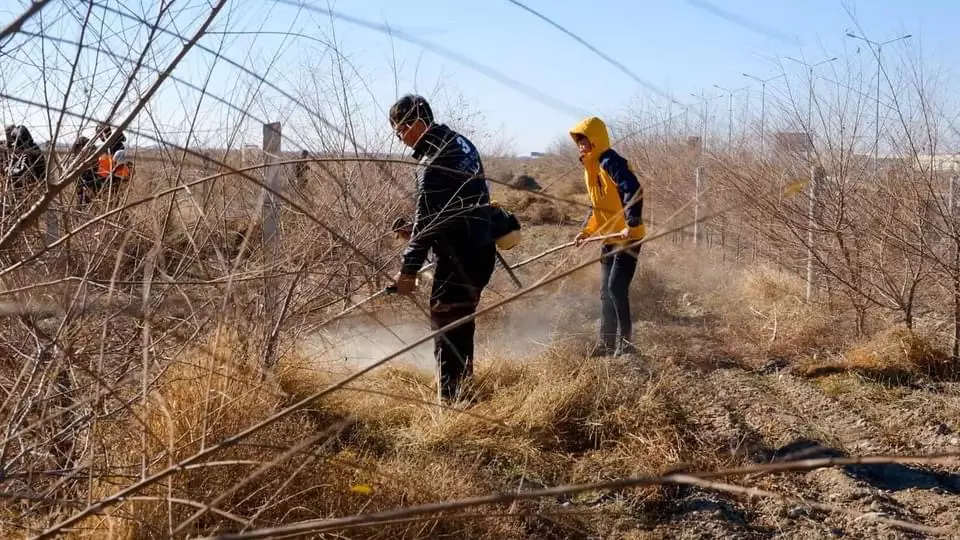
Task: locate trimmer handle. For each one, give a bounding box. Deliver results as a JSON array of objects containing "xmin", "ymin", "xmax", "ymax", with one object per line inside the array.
[{"xmin": 384, "ymin": 285, "xmax": 398, "ymax": 294}]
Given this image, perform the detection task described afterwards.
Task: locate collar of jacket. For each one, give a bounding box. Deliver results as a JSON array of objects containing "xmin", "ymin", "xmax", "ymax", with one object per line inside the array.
[{"xmin": 411, "ymin": 123, "xmax": 452, "ymax": 161}]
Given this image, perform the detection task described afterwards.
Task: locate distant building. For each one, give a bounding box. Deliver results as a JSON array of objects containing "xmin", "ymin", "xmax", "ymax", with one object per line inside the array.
[
  {"xmin": 772, "ymin": 131, "xmax": 813, "ymax": 154},
  {"xmin": 871, "ymin": 153, "xmax": 960, "ymax": 173},
  {"xmin": 530, "ymin": 151, "xmax": 545, "ymax": 158}
]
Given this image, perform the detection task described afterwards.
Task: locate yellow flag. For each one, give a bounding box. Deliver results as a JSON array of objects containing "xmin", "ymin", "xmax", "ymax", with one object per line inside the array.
[
  {"xmin": 782, "ymin": 180, "xmax": 807, "ymax": 198},
  {"xmin": 350, "ymin": 484, "xmax": 374, "ymax": 495}
]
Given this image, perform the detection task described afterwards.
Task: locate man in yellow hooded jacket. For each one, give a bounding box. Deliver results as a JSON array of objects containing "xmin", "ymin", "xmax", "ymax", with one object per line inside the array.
[{"xmin": 570, "ymin": 116, "xmax": 646, "ymax": 357}]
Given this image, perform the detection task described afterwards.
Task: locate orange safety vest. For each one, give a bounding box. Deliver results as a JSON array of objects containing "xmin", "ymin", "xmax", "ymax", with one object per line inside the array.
[{"xmin": 97, "ymin": 153, "xmax": 130, "ymax": 179}]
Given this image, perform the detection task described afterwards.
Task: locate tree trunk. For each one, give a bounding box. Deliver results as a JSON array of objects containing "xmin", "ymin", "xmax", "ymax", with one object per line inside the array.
[{"xmin": 953, "ymin": 236, "xmax": 960, "ymax": 359}]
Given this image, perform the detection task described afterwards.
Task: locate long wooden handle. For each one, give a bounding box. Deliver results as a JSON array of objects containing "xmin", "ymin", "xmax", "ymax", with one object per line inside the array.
[
  {"xmin": 509, "ymin": 232, "xmax": 623, "ymax": 270},
  {"xmin": 324, "ymin": 232, "xmax": 625, "ymax": 323}
]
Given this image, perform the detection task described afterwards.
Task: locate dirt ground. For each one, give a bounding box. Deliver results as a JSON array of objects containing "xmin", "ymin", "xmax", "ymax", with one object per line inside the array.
[{"xmin": 298, "ymin": 223, "xmax": 960, "ymax": 539}]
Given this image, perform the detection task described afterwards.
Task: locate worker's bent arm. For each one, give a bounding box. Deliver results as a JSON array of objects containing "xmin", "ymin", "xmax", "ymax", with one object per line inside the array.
[
  {"xmin": 580, "ymin": 207, "xmax": 598, "ymax": 236},
  {"xmin": 400, "ymin": 166, "xmax": 457, "ymax": 275}
]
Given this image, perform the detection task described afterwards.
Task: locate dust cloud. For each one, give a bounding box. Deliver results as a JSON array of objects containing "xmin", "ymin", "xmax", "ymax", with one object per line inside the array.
[
  {"xmin": 306, "ymin": 316, "xmax": 436, "ymax": 373},
  {"xmin": 302, "ymin": 284, "xmax": 598, "ymax": 373}
]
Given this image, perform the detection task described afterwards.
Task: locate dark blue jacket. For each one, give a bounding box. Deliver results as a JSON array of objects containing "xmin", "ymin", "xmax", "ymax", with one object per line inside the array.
[
  {"xmin": 4, "ymin": 125, "xmax": 46, "ymax": 190},
  {"xmin": 401, "ymin": 124, "xmax": 494, "ymax": 275}
]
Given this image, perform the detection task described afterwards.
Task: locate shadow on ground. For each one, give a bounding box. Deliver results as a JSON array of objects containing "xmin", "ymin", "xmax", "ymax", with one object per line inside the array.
[{"xmin": 758, "ymin": 438, "xmax": 960, "ymax": 494}]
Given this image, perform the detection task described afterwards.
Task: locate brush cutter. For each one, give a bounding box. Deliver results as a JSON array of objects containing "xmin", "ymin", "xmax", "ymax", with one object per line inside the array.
[
  {"xmin": 496, "ymin": 250, "xmax": 523, "ymax": 289},
  {"xmin": 392, "ymin": 216, "xmax": 521, "ymax": 288},
  {"xmin": 322, "ymin": 231, "xmax": 627, "ymax": 325}
]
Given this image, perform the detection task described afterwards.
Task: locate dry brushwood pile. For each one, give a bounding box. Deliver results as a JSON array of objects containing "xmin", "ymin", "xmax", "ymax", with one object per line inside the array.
[{"xmin": 2, "ymin": 2, "xmax": 960, "ymax": 539}]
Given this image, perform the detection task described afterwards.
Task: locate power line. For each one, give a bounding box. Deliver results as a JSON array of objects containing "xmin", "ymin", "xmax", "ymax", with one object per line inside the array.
[
  {"xmin": 681, "ymin": 0, "xmax": 800, "ymax": 46},
  {"xmin": 503, "ymin": 0, "xmax": 675, "ymax": 104},
  {"xmin": 269, "ymin": 0, "xmax": 591, "ymax": 119}
]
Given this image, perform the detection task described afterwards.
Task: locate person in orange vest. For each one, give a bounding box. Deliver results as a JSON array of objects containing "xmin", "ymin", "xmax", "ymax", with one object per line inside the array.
[
  {"xmin": 569, "ymin": 116, "xmax": 646, "ymax": 358},
  {"xmin": 92, "ymin": 123, "xmax": 132, "ymax": 201},
  {"xmin": 96, "ymin": 149, "xmax": 132, "ymax": 181}
]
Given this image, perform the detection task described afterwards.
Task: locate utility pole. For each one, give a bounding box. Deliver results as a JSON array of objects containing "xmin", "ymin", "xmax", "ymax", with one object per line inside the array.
[
  {"xmin": 689, "ymin": 91, "xmax": 707, "ymax": 151},
  {"xmin": 845, "ymin": 31, "xmax": 912, "ymax": 176},
  {"xmin": 668, "ymin": 99, "xmax": 681, "ymax": 140},
  {"xmin": 688, "ymin": 91, "xmax": 717, "ymax": 247},
  {"xmin": 782, "ymin": 55, "xmax": 838, "ymax": 302},
  {"xmin": 713, "ymin": 84, "xmax": 747, "ymax": 151},
  {"xmin": 785, "ymin": 55, "xmax": 838, "ymax": 149},
  {"xmin": 742, "ymin": 72, "xmax": 786, "ymax": 158},
  {"xmin": 694, "ymin": 165, "xmax": 703, "ymax": 246}
]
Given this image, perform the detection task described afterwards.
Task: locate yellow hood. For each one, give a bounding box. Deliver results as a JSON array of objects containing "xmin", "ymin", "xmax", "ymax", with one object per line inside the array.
[{"xmin": 569, "ymin": 116, "xmax": 611, "ymax": 158}]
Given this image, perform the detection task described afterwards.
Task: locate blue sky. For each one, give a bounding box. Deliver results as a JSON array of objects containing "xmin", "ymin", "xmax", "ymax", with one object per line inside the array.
[
  {"xmin": 301, "ymin": 0, "xmax": 957, "ymax": 153},
  {"xmin": 335, "ymin": 0, "xmax": 955, "ymax": 153},
  {"xmin": 2, "ymin": 0, "xmax": 958, "ymax": 155}
]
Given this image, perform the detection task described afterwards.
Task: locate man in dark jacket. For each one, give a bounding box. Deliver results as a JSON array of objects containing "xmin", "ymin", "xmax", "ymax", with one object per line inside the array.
[
  {"xmin": 4, "ymin": 125, "xmax": 46, "ymax": 191},
  {"xmin": 389, "ymin": 94, "xmax": 497, "ymax": 404}
]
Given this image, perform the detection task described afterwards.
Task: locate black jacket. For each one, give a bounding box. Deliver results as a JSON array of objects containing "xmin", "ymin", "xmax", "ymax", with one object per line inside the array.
[
  {"xmin": 5, "ymin": 125, "xmax": 46, "ymax": 189},
  {"xmin": 401, "ymin": 123, "xmax": 494, "ymax": 275}
]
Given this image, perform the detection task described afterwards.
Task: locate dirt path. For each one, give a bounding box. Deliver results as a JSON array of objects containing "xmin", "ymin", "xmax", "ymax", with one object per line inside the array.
[{"xmin": 641, "ymin": 358, "xmax": 960, "ymax": 539}]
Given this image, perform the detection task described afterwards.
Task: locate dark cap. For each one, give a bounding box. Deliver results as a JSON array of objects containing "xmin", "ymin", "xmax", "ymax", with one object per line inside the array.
[{"xmin": 5, "ymin": 125, "xmax": 33, "ymax": 147}]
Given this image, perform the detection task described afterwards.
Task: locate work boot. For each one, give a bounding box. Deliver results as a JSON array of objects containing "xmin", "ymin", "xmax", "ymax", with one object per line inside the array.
[
  {"xmin": 439, "ymin": 374, "xmax": 472, "ymax": 406},
  {"xmin": 438, "ymin": 379, "xmax": 458, "ymax": 405},
  {"xmin": 615, "ymin": 338, "xmax": 639, "ymax": 358},
  {"xmin": 588, "ymin": 341, "xmax": 615, "ymax": 358}
]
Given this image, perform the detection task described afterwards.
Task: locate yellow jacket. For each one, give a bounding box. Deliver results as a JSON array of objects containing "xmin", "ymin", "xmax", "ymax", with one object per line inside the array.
[{"xmin": 569, "ymin": 116, "xmax": 645, "ymax": 245}]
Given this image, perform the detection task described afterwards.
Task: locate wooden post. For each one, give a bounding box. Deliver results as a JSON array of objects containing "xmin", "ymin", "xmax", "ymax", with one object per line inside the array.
[
  {"xmin": 43, "ymin": 153, "xmax": 60, "ymax": 250},
  {"xmin": 46, "ymin": 207, "xmax": 58, "ymax": 245},
  {"xmin": 949, "ymin": 174, "xmax": 956, "ymax": 216},
  {"xmin": 694, "ymin": 166, "xmax": 703, "ymax": 247},
  {"xmin": 950, "ymin": 173, "xmax": 960, "ymax": 359},
  {"xmin": 45, "ymin": 194, "xmax": 59, "ymax": 247},
  {"xmin": 262, "ymin": 122, "xmax": 282, "ymax": 249},
  {"xmin": 721, "ymin": 214, "xmax": 727, "ymax": 263},
  {"xmin": 261, "ymin": 122, "xmax": 282, "ymax": 368},
  {"xmin": 805, "ymin": 165, "xmax": 823, "ymax": 302}
]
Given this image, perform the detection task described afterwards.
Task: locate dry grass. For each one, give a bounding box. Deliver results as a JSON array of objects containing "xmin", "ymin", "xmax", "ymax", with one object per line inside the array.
[
  {"xmin": 61, "ymin": 322, "xmax": 719, "ymax": 538},
  {"xmin": 491, "ymin": 183, "xmax": 582, "ymax": 227},
  {"xmin": 6, "ymin": 163, "xmax": 955, "ymax": 537},
  {"xmin": 78, "ymin": 329, "xmax": 513, "ymax": 539},
  {"xmin": 7, "ymin": 202, "xmax": 958, "ymax": 537},
  {"xmin": 633, "ymin": 246, "xmax": 845, "ymax": 366},
  {"xmin": 728, "ymin": 265, "xmax": 839, "ymax": 357},
  {"xmin": 843, "ymin": 325, "xmax": 955, "ymax": 383},
  {"xmin": 7, "ymin": 5, "xmax": 960, "ymax": 538}
]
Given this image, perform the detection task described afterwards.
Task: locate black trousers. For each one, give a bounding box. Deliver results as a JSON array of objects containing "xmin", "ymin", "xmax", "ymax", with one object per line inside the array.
[
  {"xmin": 599, "ymin": 243, "xmax": 640, "ymax": 348},
  {"xmin": 430, "ymin": 242, "xmax": 497, "ymax": 401}
]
